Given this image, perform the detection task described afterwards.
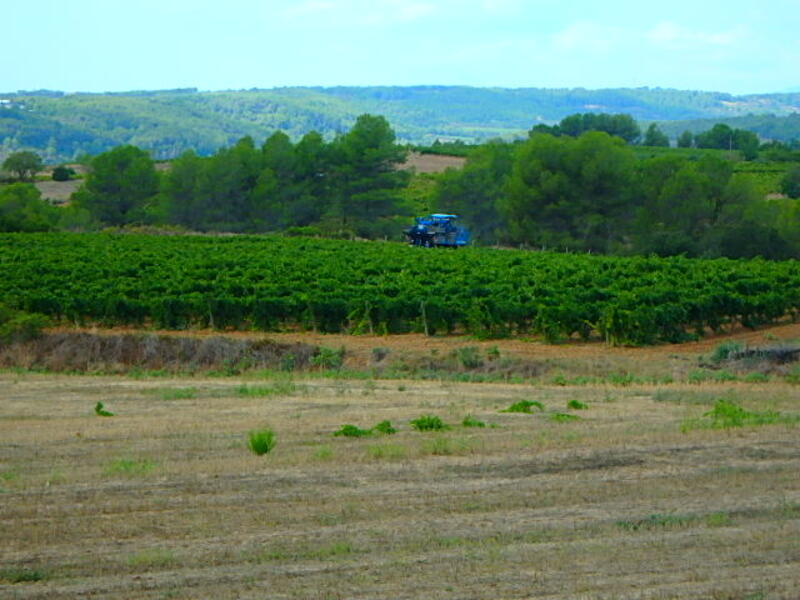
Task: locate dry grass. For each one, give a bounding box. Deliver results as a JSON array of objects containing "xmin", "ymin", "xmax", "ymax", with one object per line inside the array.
[{"xmin": 1, "ymin": 372, "xmax": 799, "ymax": 599}]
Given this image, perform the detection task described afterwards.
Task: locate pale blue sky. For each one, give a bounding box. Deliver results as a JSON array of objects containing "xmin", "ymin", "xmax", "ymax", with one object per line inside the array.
[{"xmin": 5, "ymin": 0, "xmax": 799, "ymax": 94}]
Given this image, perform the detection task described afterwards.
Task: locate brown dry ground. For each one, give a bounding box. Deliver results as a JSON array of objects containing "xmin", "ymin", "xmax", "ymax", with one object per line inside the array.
[{"xmin": 1, "ymin": 332, "xmax": 799, "ymax": 600}]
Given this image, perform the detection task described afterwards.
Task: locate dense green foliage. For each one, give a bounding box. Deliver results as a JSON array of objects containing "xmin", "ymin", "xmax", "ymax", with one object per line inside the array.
[
  {"xmin": 0, "ymin": 184, "xmax": 58, "ymax": 232},
  {"xmin": 1, "ymin": 233, "xmax": 799, "ymax": 346},
  {"xmin": 3, "ymin": 87, "xmax": 800, "ymax": 162},
  {"xmin": 439, "ymin": 132, "xmax": 799, "ymax": 258}
]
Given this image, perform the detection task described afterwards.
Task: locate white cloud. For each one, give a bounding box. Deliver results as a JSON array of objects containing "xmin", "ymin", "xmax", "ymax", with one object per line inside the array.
[{"xmin": 647, "ymin": 21, "xmax": 746, "ymax": 48}]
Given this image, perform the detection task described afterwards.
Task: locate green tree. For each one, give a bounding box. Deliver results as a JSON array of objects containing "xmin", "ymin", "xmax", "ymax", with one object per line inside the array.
[
  {"xmin": 327, "ymin": 114, "xmax": 410, "ymax": 237},
  {"xmin": 677, "ymin": 130, "xmax": 694, "ymax": 148},
  {"xmin": 643, "ymin": 123, "xmax": 670, "ymax": 147},
  {"xmin": 499, "ymin": 131, "xmax": 634, "ymax": 251},
  {"xmin": 3, "ymin": 151, "xmax": 43, "ymax": 181},
  {"xmin": 434, "ymin": 140, "xmax": 513, "ymax": 243},
  {"xmin": 72, "ymin": 145, "xmax": 159, "ymax": 226},
  {"xmin": 0, "ymin": 183, "xmax": 58, "ymax": 232},
  {"xmin": 51, "ymin": 165, "xmax": 76, "ymax": 181},
  {"xmin": 781, "ymin": 165, "xmax": 800, "ymax": 198}
]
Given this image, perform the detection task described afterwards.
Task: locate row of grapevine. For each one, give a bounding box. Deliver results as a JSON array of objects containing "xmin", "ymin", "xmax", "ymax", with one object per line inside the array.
[{"xmin": 1, "ymin": 233, "xmax": 799, "ymax": 345}]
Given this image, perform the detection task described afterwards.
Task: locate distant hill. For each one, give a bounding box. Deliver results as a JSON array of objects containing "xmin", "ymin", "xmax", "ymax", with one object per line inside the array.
[{"xmin": 2, "ymin": 86, "xmax": 799, "ymax": 163}]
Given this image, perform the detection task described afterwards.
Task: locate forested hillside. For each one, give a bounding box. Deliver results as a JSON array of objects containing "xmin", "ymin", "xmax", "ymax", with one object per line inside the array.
[{"xmin": 2, "ymin": 86, "xmax": 800, "ymax": 162}]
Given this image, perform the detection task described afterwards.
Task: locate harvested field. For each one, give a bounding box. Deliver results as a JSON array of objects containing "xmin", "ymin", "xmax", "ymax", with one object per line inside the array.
[{"xmin": 1, "ymin": 370, "xmax": 798, "ymax": 598}]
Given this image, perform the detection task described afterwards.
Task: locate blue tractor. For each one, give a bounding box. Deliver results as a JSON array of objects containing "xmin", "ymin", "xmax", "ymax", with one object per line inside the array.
[{"xmin": 404, "ymin": 214, "xmax": 470, "ymax": 248}]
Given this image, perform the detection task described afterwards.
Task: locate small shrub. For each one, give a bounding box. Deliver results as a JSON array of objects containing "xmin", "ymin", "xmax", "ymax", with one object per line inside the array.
[
  {"xmin": 705, "ymin": 512, "xmax": 732, "ymax": 527},
  {"xmin": 549, "ymin": 412, "xmax": 581, "ymax": 423},
  {"xmin": 333, "ymin": 424, "xmax": 372, "ymax": 438},
  {"xmin": 0, "ymin": 305, "xmax": 49, "ymax": 343},
  {"xmin": 456, "ymin": 346, "xmax": 483, "ymax": 369},
  {"xmin": 566, "ymin": 399, "xmax": 588, "ymax": 410},
  {"xmin": 372, "ymin": 420, "xmax": 397, "ymax": 435},
  {"xmin": 462, "ymin": 415, "xmax": 486, "ymax": 428},
  {"xmin": 94, "ymin": 401, "xmax": 114, "ymax": 417},
  {"xmin": 248, "ymin": 428, "xmax": 276, "ymax": 455},
  {"xmin": 551, "ymin": 374, "xmax": 568, "ymax": 386},
  {"xmin": 371, "ymin": 347, "xmax": 390, "ymax": 362},
  {"xmin": 501, "ymin": 400, "xmax": 544, "ymax": 414},
  {"xmin": 410, "ymin": 414, "xmax": 448, "ymax": 431},
  {"xmin": 710, "ymin": 341, "xmax": 744, "ymax": 363},
  {"xmin": 312, "ymin": 346, "xmax": 345, "ymax": 370}
]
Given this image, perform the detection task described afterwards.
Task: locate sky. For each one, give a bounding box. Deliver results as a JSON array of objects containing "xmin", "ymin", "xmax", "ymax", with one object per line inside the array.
[{"xmin": 5, "ymin": 0, "xmax": 799, "ymax": 95}]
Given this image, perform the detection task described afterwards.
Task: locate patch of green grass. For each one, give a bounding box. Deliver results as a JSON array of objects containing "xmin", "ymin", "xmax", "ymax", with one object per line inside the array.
[
  {"xmin": 500, "ymin": 400, "xmax": 544, "ymax": 414},
  {"xmin": 549, "ymin": 412, "xmax": 581, "ymax": 423},
  {"xmin": 566, "ymin": 399, "xmax": 588, "ymax": 410},
  {"xmin": 126, "ymin": 548, "xmax": 176, "ymax": 568},
  {"xmin": 742, "ymin": 372, "xmax": 769, "ymax": 383},
  {"xmin": 422, "ymin": 436, "xmax": 474, "ymax": 456},
  {"xmin": 462, "ymin": 415, "xmax": 486, "ymax": 428},
  {"xmin": 247, "ymin": 428, "xmax": 277, "ymax": 455},
  {"xmin": 0, "ymin": 567, "xmax": 47, "ymax": 583},
  {"xmin": 333, "ymin": 424, "xmax": 372, "ymax": 438},
  {"xmin": 313, "ymin": 445, "xmax": 333, "ymax": 460},
  {"xmin": 705, "ymin": 512, "xmax": 733, "ymax": 527},
  {"xmin": 687, "ymin": 369, "xmax": 738, "ymax": 384},
  {"xmin": 616, "ymin": 513, "xmax": 694, "ymax": 531},
  {"xmin": 366, "ymin": 443, "xmax": 407, "ymax": 460},
  {"xmin": 681, "ymin": 399, "xmax": 800, "ymax": 432},
  {"xmin": 237, "ymin": 380, "xmax": 297, "ymax": 397},
  {"xmin": 156, "ymin": 387, "xmax": 198, "ymax": 400},
  {"xmin": 105, "ymin": 458, "xmax": 157, "ymax": 477},
  {"xmin": 410, "ymin": 414, "xmax": 449, "ymax": 431}
]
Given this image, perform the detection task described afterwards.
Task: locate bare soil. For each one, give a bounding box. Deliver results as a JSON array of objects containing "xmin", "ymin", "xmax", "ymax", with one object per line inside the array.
[
  {"xmin": 402, "ymin": 152, "xmax": 467, "ymax": 173},
  {"xmin": 1, "ymin": 365, "xmax": 798, "ymax": 598}
]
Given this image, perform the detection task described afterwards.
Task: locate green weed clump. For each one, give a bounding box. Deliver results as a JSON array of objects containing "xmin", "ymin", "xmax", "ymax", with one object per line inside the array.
[
  {"xmin": 248, "ymin": 428, "xmax": 277, "ymax": 455},
  {"xmin": 410, "ymin": 415, "xmax": 448, "ymax": 431},
  {"xmin": 372, "ymin": 420, "xmax": 397, "ymax": 435},
  {"xmin": 334, "ymin": 424, "xmax": 372, "ymax": 438},
  {"xmin": 501, "ymin": 400, "xmax": 544, "ymax": 414},
  {"xmin": 549, "ymin": 412, "xmax": 581, "ymax": 423},
  {"xmin": 710, "ymin": 340, "xmax": 744, "ymax": 363},
  {"xmin": 334, "ymin": 420, "xmax": 397, "ymax": 437},
  {"xmin": 462, "ymin": 415, "xmax": 486, "ymax": 428},
  {"xmin": 681, "ymin": 399, "xmax": 800, "ymax": 432},
  {"xmin": 566, "ymin": 399, "xmax": 588, "ymax": 410},
  {"xmin": 94, "ymin": 401, "xmax": 114, "ymax": 416}
]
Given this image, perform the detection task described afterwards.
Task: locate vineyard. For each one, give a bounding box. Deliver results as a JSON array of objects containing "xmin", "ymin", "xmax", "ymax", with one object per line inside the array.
[{"xmin": 1, "ymin": 233, "xmax": 799, "ymax": 345}]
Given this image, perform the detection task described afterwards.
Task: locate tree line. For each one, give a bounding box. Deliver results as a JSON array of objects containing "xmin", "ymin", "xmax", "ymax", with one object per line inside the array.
[{"xmin": 2, "ymin": 113, "xmax": 800, "ymax": 259}]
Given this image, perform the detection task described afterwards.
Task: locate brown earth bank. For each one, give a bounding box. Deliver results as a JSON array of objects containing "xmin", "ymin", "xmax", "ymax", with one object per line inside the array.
[
  {"xmin": 42, "ymin": 320, "xmax": 800, "ymax": 373},
  {"xmin": 1, "ymin": 372, "xmax": 798, "ymax": 599}
]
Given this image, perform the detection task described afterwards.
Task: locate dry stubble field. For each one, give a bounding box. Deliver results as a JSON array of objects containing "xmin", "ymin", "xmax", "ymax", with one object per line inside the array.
[{"xmin": 1, "ymin": 344, "xmax": 799, "ymax": 599}]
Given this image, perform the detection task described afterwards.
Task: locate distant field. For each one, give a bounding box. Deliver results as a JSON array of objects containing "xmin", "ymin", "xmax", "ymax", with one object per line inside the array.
[{"xmin": 1, "ymin": 369, "xmax": 798, "ymax": 598}]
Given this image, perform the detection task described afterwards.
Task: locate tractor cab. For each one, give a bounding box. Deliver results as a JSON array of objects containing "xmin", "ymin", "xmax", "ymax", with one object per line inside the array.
[{"xmin": 404, "ymin": 214, "xmax": 470, "ymax": 247}]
